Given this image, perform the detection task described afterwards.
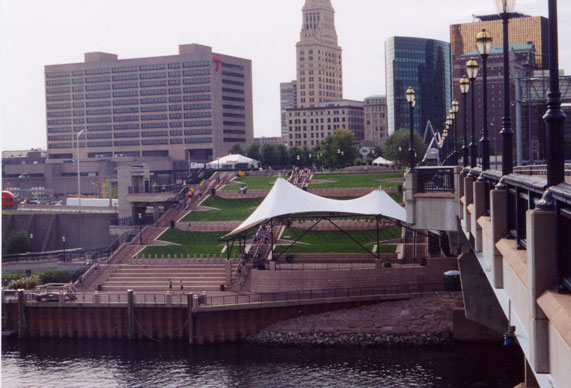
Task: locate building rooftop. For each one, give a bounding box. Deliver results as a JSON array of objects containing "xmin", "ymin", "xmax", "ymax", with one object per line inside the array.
[{"xmin": 459, "ymin": 42, "xmax": 534, "ymax": 58}]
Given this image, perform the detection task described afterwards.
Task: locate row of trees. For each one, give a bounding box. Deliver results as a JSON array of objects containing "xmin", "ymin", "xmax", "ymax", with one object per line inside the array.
[{"xmin": 229, "ymin": 128, "xmax": 427, "ymax": 169}]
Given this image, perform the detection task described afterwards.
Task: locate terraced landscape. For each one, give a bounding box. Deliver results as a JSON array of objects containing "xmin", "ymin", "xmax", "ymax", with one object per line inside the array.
[
  {"xmin": 181, "ymin": 196, "xmax": 263, "ymax": 222},
  {"xmin": 221, "ymin": 175, "xmax": 278, "ymax": 191},
  {"xmin": 308, "ymin": 172, "xmax": 404, "ymax": 189}
]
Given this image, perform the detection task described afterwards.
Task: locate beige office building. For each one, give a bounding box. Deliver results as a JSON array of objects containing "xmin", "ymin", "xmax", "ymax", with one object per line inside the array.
[
  {"xmin": 45, "ymin": 44, "xmax": 253, "ymax": 163},
  {"xmin": 286, "ymin": 100, "xmax": 364, "ymax": 148},
  {"xmin": 363, "ymin": 95, "xmax": 387, "ymax": 147}
]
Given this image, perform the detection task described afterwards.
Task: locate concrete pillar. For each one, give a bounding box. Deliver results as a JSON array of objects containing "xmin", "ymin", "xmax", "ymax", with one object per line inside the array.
[
  {"xmin": 526, "ymin": 209, "xmax": 557, "ymax": 373},
  {"xmin": 187, "ymin": 293, "xmax": 194, "ymax": 344},
  {"xmin": 94, "ymin": 291, "xmax": 101, "ymax": 305},
  {"xmin": 490, "ymin": 189, "xmax": 507, "ymax": 289},
  {"xmin": 1, "ymin": 289, "xmax": 6, "ymax": 303},
  {"xmin": 464, "ymin": 176, "xmax": 474, "ymax": 234},
  {"xmin": 165, "ymin": 291, "xmax": 172, "ymax": 306},
  {"xmin": 17, "ymin": 289, "xmax": 25, "ymax": 339},
  {"xmin": 405, "ymin": 172, "xmax": 416, "ymax": 226},
  {"xmin": 472, "ymin": 180, "xmax": 486, "ymax": 252},
  {"xmin": 127, "ymin": 289, "xmax": 135, "ymax": 340},
  {"xmin": 458, "ymin": 175, "xmax": 465, "ymax": 220}
]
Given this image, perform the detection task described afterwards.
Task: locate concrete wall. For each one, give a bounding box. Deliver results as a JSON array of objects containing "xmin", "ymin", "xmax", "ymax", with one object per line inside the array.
[
  {"xmin": 2, "ymin": 213, "xmax": 115, "ymax": 251},
  {"xmin": 250, "ymin": 258, "xmax": 457, "ymax": 293}
]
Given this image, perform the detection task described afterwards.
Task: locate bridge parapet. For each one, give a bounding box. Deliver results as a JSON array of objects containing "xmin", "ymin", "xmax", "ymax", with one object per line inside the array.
[{"xmin": 452, "ymin": 167, "xmax": 571, "ymax": 388}]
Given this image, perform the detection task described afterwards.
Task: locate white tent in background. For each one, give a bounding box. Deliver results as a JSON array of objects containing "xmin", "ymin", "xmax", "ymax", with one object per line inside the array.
[
  {"xmin": 372, "ymin": 156, "xmax": 394, "ymax": 166},
  {"xmin": 225, "ymin": 178, "xmax": 406, "ymax": 237},
  {"xmin": 206, "ymin": 154, "xmax": 260, "ymax": 169}
]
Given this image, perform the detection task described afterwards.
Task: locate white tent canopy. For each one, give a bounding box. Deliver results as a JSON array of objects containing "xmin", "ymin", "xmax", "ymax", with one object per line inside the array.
[
  {"xmin": 226, "ymin": 177, "xmax": 406, "ymax": 237},
  {"xmin": 372, "ymin": 156, "xmax": 394, "ymax": 166},
  {"xmin": 206, "ymin": 154, "xmax": 260, "ymax": 169}
]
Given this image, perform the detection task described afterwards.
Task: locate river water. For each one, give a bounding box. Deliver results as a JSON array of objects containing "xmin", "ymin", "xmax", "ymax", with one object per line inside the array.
[{"xmin": 2, "ymin": 338, "xmax": 522, "ymax": 388}]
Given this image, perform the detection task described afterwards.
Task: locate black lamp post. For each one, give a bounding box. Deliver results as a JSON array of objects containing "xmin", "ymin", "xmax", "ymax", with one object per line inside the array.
[
  {"xmin": 405, "ymin": 87, "xmax": 416, "ymax": 172},
  {"xmin": 476, "ymin": 29, "xmax": 493, "ymax": 172},
  {"xmin": 62, "ymin": 236, "xmax": 66, "ymax": 262},
  {"xmin": 495, "ymin": 0, "xmax": 516, "ymax": 175},
  {"xmin": 446, "ymin": 115, "xmax": 453, "ymax": 164},
  {"xmin": 542, "ymin": 0, "xmax": 566, "ymax": 188},
  {"xmin": 460, "ymin": 76, "xmax": 470, "ymax": 168},
  {"xmin": 466, "ymin": 59, "xmax": 479, "ymax": 169},
  {"xmin": 451, "ymin": 100, "xmax": 459, "ymax": 165}
]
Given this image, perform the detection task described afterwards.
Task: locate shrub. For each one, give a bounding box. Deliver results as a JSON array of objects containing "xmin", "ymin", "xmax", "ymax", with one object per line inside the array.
[{"xmin": 4, "ymin": 229, "xmax": 31, "ymax": 254}]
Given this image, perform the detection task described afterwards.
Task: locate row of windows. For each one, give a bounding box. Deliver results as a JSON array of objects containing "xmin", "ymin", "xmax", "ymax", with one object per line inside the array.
[
  {"xmin": 46, "ymin": 60, "xmax": 214, "ymax": 79},
  {"xmin": 222, "ymin": 79, "xmax": 243, "ymax": 86}
]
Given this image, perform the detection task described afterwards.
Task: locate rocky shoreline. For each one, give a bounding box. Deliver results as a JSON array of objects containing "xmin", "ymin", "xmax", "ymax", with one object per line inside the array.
[
  {"xmin": 246, "ymin": 292, "xmax": 463, "ymax": 347},
  {"xmin": 247, "ymin": 331, "xmax": 453, "ymax": 347}
]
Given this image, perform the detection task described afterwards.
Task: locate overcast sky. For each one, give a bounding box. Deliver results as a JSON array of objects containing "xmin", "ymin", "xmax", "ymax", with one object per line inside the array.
[{"xmin": 1, "ymin": 0, "xmax": 570, "ymax": 151}]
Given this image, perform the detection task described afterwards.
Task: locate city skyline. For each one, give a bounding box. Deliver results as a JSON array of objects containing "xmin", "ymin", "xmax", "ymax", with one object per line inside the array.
[{"xmin": 1, "ymin": 0, "xmax": 570, "ymax": 151}]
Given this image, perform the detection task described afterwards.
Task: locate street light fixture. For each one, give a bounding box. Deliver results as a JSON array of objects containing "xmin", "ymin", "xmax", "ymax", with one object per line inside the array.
[
  {"xmin": 76, "ymin": 129, "xmax": 87, "ymax": 208},
  {"xmin": 405, "ymin": 87, "xmax": 416, "ymax": 172},
  {"xmin": 495, "ymin": 0, "xmax": 516, "ymax": 175},
  {"xmin": 476, "ymin": 29, "xmax": 493, "ymax": 173},
  {"xmin": 466, "ymin": 58, "xmax": 479, "ymax": 169},
  {"xmin": 460, "ymin": 76, "xmax": 470, "ymax": 168}
]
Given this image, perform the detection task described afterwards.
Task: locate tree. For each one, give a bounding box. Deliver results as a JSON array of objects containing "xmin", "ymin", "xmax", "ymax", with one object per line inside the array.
[
  {"xmin": 101, "ymin": 179, "xmax": 118, "ymax": 199},
  {"xmin": 246, "ymin": 143, "xmax": 261, "ymax": 163},
  {"xmin": 228, "ymin": 143, "xmax": 245, "ymax": 155},
  {"xmin": 316, "ymin": 128, "xmax": 358, "ymax": 168},
  {"xmin": 261, "ymin": 143, "xmax": 279, "ymax": 167},
  {"xmin": 4, "ymin": 229, "xmax": 31, "ymax": 254},
  {"xmin": 382, "ymin": 128, "xmax": 427, "ymax": 167}
]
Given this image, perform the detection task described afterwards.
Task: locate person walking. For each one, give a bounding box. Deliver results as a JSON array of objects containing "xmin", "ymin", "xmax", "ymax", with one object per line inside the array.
[
  {"xmin": 179, "ymin": 280, "xmax": 184, "ymax": 291},
  {"xmin": 168, "ymin": 279, "xmax": 173, "ymax": 290}
]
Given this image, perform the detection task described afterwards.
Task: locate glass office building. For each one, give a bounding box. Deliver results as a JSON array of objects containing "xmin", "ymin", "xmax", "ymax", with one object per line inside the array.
[{"xmin": 385, "ymin": 37, "xmax": 452, "ymax": 136}]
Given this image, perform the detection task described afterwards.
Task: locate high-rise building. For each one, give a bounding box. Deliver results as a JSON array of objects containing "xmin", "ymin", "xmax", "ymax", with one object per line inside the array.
[
  {"xmin": 44, "ymin": 44, "xmax": 253, "ymax": 163},
  {"xmin": 385, "ymin": 37, "xmax": 452, "ymax": 136},
  {"xmin": 450, "ymin": 14, "xmax": 549, "ymax": 69},
  {"xmin": 295, "ymin": 0, "xmax": 343, "ymax": 108},
  {"xmin": 283, "ymin": 0, "xmax": 366, "ymax": 148},
  {"xmin": 363, "ymin": 95, "xmax": 387, "ymax": 147},
  {"xmin": 280, "ymin": 81, "xmax": 297, "ymax": 147},
  {"xmin": 454, "ymin": 43, "xmax": 536, "ymax": 161}
]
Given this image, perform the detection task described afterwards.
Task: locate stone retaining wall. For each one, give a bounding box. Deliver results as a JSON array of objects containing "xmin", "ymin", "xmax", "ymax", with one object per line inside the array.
[
  {"xmin": 215, "ymin": 187, "xmax": 399, "ymax": 199},
  {"xmin": 247, "ymin": 292, "xmax": 462, "ymax": 346}
]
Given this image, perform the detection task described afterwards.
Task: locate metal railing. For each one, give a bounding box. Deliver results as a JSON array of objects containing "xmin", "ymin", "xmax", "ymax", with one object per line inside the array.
[
  {"xmin": 416, "ymin": 167, "xmax": 455, "ymax": 193},
  {"xmin": 203, "ymin": 282, "xmax": 444, "ymax": 307},
  {"xmin": 9, "ymin": 282, "xmax": 444, "ymax": 306},
  {"xmin": 275, "ymin": 262, "xmax": 376, "ymax": 271},
  {"xmin": 503, "ymin": 174, "xmax": 546, "ymax": 249}
]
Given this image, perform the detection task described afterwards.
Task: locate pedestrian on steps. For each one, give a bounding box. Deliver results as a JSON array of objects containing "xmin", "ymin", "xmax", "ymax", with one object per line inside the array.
[
  {"xmin": 168, "ymin": 279, "xmax": 173, "ymax": 290},
  {"xmin": 180, "ymin": 280, "xmax": 184, "ymax": 290}
]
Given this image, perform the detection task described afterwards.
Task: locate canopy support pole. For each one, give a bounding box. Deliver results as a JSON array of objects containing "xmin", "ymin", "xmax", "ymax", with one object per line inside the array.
[
  {"xmin": 274, "ymin": 218, "xmax": 322, "ymax": 261},
  {"xmin": 270, "ymin": 220, "xmax": 274, "ymax": 260},
  {"xmin": 376, "ymin": 216, "xmax": 380, "ymax": 260},
  {"xmin": 325, "ymin": 218, "xmax": 378, "ymax": 260}
]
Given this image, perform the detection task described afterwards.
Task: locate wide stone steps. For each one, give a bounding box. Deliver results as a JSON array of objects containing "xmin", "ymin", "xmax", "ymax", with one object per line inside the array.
[{"xmin": 98, "ymin": 263, "xmax": 229, "ymax": 292}]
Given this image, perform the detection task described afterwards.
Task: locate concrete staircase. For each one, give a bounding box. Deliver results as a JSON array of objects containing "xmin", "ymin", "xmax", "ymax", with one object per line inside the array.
[{"xmin": 100, "ymin": 263, "xmax": 228, "ymax": 292}]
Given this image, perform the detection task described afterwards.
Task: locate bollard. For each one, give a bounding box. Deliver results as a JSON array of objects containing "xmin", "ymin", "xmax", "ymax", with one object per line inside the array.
[
  {"xmin": 165, "ymin": 291, "xmax": 172, "ymax": 306},
  {"xmin": 58, "ymin": 291, "xmax": 65, "ymax": 304},
  {"xmin": 94, "ymin": 291, "xmax": 101, "ymax": 305},
  {"xmin": 127, "ymin": 289, "xmax": 135, "ymax": 340}
]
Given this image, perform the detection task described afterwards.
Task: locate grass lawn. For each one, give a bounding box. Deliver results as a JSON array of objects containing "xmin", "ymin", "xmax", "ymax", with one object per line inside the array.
[
  {"xmin": 390, "ymin": 192, "xmax": 403, "ymax": 203},
  {"xmin": 221, "ymin": 176, "xmax": 278, "ymax": 191},
  {"xmin": 181, "ymin": 196, "xmax": 263, "ymax": 222},
  {"xmin": 309, "ymin": 173, "xmax": 403, "ymax": 189},
  {"xmin": 275, "ymin": 226, "xmax": 401, "ymax": 254},
  {"xmin": 138, "ymin": 229, "xmax": 230, "ymax": 258}
]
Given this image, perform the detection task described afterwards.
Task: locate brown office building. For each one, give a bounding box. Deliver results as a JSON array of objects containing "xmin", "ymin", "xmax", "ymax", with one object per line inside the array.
[
  {"xmin": 450, "ymin": 14, "xmax": 548, "ymax": 69},
  {"xmin": 363, "ymin": 95, "xmax": 387, "ymax": 147},
  {"xmin": 44, "ymin": 44, "xmax": 253, "ymax": 163}
]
